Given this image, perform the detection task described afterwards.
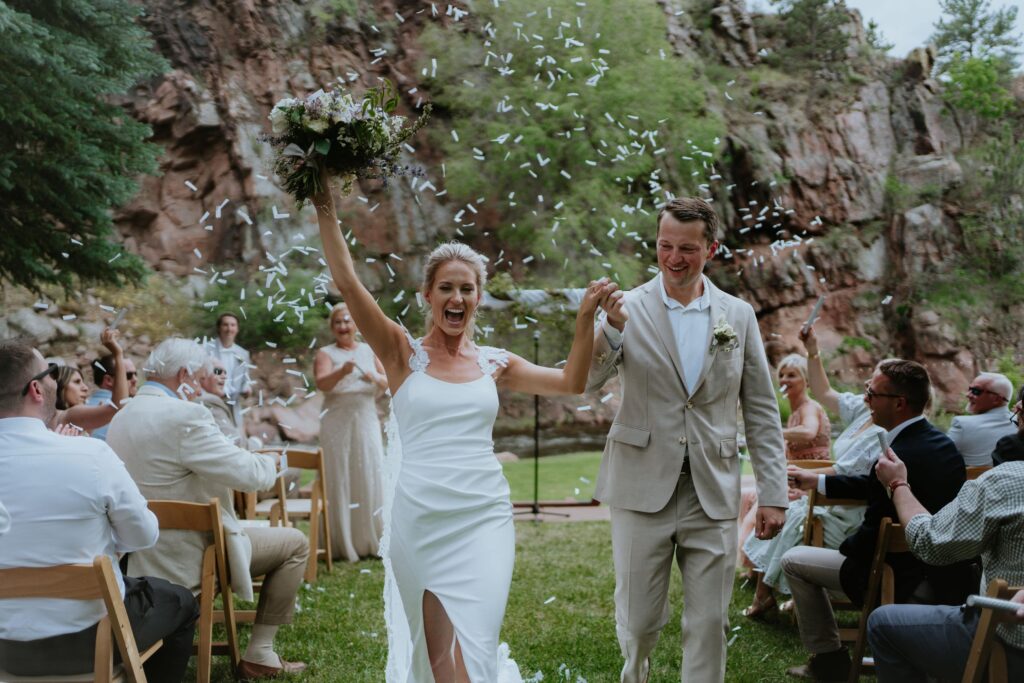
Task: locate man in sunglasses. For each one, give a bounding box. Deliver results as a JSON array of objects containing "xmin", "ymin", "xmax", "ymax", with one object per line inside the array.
[
  {"xmin": 86, "ymin": 351, "xmax": 138, "ymax": 442},
  {"xmin": 947, "ymin": 372, "xmax": 1015, "ymax": 467},
  {"xmin": 0, "ymin": 340, "xmax": 199, "ymax": 681},
  {"xmin": 197, "ymin": 357, "xmax": 243, "ymax": 445}
]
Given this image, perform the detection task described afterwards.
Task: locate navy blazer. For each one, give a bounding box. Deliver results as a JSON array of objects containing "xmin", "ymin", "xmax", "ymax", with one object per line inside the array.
[{"xmin": 825, "ymin": 418, "xmax": 975, "ymax": 605}]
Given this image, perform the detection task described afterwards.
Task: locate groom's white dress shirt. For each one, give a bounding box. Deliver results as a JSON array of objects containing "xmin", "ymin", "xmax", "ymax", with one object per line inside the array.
[
  {"xmin": 604, "ymin": 273, "xmax": 712, "ymax": 394},
  {"xmin": 0, "ymin": 417, "xmax": 158, "ymax": 640}
]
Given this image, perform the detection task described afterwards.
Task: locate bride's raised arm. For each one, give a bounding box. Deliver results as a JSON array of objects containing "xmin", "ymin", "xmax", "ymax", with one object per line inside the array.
[
  {"xmin": 311, "ymin": 172, "xmax": 408, "ymax": 380},
  {"xmin": 498, "ymin": 280, "xmax": 611, "ymax": 396}
]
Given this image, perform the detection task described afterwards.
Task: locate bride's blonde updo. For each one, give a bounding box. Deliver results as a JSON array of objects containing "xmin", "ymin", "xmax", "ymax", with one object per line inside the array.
[{"xmin": 421, "ymin": 242, "xmax": 488, "ymax": 335}]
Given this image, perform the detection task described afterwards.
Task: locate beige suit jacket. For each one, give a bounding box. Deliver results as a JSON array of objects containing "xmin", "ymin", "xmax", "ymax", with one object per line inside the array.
[
  {"xmin": 588, "ymin": 276, "xmax": 788, "ymax": 519},
  {"xmin": 107, "ymin": 384, "xmax": 277, "ymax": 600}
]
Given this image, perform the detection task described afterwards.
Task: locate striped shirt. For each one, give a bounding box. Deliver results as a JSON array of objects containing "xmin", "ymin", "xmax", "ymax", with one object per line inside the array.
[{"xmin": 906, "ymin": 462, "xmax": 1024, "ymax": 649}]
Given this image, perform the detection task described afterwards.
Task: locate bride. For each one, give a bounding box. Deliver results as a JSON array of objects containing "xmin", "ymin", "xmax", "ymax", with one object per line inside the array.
[{"xmin": 312, "ymin": 173, "xmax": 608, "ymax": 683}]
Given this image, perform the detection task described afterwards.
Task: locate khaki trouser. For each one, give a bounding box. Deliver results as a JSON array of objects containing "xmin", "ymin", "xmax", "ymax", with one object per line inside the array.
[
  {"xmin": 780, "ymin": 546, "xmax": 849, "ymax": 654},
  {"xmin": 245, "ymin": 526, "xmax": 309, "ymax": 625},
  {"xmin": 611, "ymin": 474, "xmax": 737, "ymax": 683}
]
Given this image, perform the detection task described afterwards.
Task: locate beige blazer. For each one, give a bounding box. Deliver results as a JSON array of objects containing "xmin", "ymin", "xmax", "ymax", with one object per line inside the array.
[
  {"xmin": 107, "ymin": 384, "xmax": 277, "ymax": 600},
  {"xmin": 588, "ymin": 276, "xmax": 788, "ymax": 519}
]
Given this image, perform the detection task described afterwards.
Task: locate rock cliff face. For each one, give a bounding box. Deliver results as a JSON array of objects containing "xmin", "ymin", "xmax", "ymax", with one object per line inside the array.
[{"xmin": 75, "ymin": 0, "xmax": 1016, "ymax": 425}]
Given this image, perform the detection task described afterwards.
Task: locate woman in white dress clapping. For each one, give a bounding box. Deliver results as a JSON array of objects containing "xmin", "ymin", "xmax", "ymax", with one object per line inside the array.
[
  {"xmin": 314, "ymin": 303, "xmax": 388, "ymax": 562},
  {"xmin": 312, "ymin": 170, "xmax": 609, "ymax": 683}
]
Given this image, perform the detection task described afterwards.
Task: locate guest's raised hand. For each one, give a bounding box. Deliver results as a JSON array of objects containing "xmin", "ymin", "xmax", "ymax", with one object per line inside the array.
[
  {"xmin": 53, "ymin": 423, "xmax": 84, "ymax": 437},
  {"xmin": 100, "ymin": 328, "xmax": 123, "ymax": 356},
  {"xmin": 798, "ymin": 324, "xmax": 818, "ymax": 355},
  {"xmin": 874, "ymin": 447, "xmax": 907, "ymax": 487}
]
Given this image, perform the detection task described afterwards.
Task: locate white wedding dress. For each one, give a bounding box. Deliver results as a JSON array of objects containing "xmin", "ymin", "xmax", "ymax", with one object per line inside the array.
[{"xmin": 381, "ymin": 334, "xmax": 523, "ymax": 683}]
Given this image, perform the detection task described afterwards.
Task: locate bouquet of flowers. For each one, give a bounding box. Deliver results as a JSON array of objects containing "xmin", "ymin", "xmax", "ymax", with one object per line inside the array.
[{"xmin": 267, "ymin": 80, "xmax": 431, "ymax": 203}]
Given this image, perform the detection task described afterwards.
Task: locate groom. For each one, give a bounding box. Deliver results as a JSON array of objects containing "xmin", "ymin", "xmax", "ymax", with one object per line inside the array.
[{"xmin": 588, "ymin": 197, "xmax": 788, "ymax": 682}]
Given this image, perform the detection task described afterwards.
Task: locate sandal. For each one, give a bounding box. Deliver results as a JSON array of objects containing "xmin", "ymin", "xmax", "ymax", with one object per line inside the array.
[{"xmin": 742, "ymin": 594, "xmax": 778, "ymax": 621}]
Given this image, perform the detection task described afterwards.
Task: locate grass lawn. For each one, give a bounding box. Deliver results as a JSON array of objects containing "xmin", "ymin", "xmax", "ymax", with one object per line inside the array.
[
  {"xmin": 502, "ymin": 451, "xmax": 603, "ymax": 503},
  {"xmin": 192, "ymin": 519, "xmax": 868, "ymax": 682}
]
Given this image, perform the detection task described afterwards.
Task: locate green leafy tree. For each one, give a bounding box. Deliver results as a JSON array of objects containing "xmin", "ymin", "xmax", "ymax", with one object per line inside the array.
[
  {"xmin": 0, "ymin": 1, "xmax": 167, "ymax": 293},
  {"xmin": 944, "ymin": 55, "xmax": 1015, "ymax": 118},
  {"xmin": 419, "ymin": 0, "xmax": 723, "ymax": 289},
  {"xmin": 931, "ymin": 0, "xmax": 1020, "ymax": 73},
  {"xmin": 771, "ymin": 0, "xmax": 851, "ymax": 74}
]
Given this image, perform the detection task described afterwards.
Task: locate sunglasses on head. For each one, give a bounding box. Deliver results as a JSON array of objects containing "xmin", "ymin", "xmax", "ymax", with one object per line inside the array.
[{"xmin": 21, "ymin": 363, "xmax": 60, "ymax": 396}]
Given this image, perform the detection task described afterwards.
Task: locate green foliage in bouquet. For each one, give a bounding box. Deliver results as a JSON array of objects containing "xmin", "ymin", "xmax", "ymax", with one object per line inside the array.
[{"xmin": 267, "ymin": 80, "xmax": 432, "ymax": 203}]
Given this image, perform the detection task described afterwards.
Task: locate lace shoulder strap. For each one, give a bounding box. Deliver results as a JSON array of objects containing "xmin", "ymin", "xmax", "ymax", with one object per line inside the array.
[
  {"xmin": 477, "ymin": 345, "xmax": 510, "ymax": 377},
  {"xmin": 403, "ymin": 330, "xmax": 429, "ymax": 373}
]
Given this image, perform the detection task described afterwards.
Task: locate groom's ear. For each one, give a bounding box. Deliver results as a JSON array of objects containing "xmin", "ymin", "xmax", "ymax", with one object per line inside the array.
[{"xmin": 707, "ymin": 240, "xmax": 719, "ymax": 260}]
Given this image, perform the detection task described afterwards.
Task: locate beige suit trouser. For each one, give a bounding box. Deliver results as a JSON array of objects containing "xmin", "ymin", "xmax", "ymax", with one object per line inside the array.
[
  {"xmin": 780, "ymin": 546, "xmax": 849, "ymax": 654},
  {"xmin": 245, "ymin": 526, "xmax": 309, "ymax": 625},
  {"xmin": 611, "ymin": 473, "xmax": 738, "ymax": 683}
]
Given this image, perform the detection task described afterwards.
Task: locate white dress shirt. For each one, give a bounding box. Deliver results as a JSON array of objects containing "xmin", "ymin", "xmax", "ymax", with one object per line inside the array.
[
  {"xmin": 0, "ymin": 417, "xmax": 158, "ymax": 640},
  {"xmin": 816, "ymin": 413, "xmax": 925, "ymax": 494},
  {"xmin": 604, "ymin": 273, "xmax": 712, "ymax": 393}
]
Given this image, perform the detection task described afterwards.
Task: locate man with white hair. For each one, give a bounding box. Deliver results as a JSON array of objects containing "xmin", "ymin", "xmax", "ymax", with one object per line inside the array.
[
  {"xmin": 947, "ymin": 372, "xmax": 1016, "ymax": 467},
  {"xmin": 107, "ymin": 337, "xmax": 309, "ymax": 678}
]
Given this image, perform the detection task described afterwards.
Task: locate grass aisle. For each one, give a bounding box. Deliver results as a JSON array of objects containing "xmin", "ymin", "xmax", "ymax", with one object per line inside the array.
[{"xmin": 201, "ymin": 520, "xmax": 819, "ymax": 682}]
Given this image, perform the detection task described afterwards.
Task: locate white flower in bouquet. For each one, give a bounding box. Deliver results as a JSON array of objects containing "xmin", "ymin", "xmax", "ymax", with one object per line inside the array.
[{"xmin": 266, "ymin": 79, "xmax": 431, "ymax": 203}]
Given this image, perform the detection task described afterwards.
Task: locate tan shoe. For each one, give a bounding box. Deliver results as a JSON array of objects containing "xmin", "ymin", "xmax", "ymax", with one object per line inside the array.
[{"xmin": 237, "ymin": 658, "xmax": 307, "ymax": 681}]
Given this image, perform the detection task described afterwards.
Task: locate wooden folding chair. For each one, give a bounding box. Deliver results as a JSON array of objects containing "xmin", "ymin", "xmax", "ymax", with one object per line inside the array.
[
  {"xmin": 146, "ymin": 499, "xmax": 240, "ymax": 682},
  {"xmin": 967, "ymin": 465, "xmax": 992, "ymax": 481},
  {"xmin": 847, "ymin": 517, "xmax": 910, "ymax": 682},
  {"xmin": 962, "ymin": 578, "xmax": 1021, "ymax": 683},
  {"xmin": 0, "ymin": 555, "xmax": 161, "ymax": 683},
  {"xmin": 260, "ymin": 447, "xmax": 333, "ymax": 582}
]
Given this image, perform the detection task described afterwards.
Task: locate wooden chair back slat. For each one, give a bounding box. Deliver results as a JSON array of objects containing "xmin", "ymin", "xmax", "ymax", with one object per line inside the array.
[
  {"xmin": 962, "ymin": 578, "xmax": 1021, "ymax": 683},
  {"xmin": 966, "ymin": 465, "xmax": 992, "ymax": 481}
]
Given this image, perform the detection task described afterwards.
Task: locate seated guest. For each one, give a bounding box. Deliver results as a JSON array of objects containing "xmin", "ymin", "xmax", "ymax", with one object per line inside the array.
[
  {"xmin": 107, "ymin": 338, "xmax": 309, "ymax": 678},
  {"xmin": 52, "ymin": 328, "xmax": 130, "ymax": 434},
  {"xmin": 738, "ymin": 353, "xmax": 831, "ymax": 577},
  {"xmin": 869, "ymin": 449, "xmax": 1024, "ymax": 681},
  {"xmin": 993, "ymin": 385, "xmax": 1024, "ymax": 465},
  {"xmin": 0, "ymin": 340, "xmax": 197, "ymax": 681},
  {"xmin": 783, "ymin": 360, "xmax": 974, "ymax": 680},
  {"xmin": 741, "ymin": 330, "xmax": 884, "ymax": 619},
  {"xmin": 948, "ymin": 372, "xmax": 1015, "ymax": 466},
  {"xmin": 198, "ymin": 357, "xmax": 244, "ymax": 444},
  {"xmin": 198, "ymin": 357, "xmax": 298, "ymax": 501},
  {"xmin": 87, "ymin": 350, "xmax": 138, "ymax": 441}
]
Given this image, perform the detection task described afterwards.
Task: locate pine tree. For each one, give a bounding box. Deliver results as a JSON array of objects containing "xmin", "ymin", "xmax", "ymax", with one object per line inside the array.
[
  {"xmin": 772, "ymin": 0, "xmax": 851, "ymax": 75},
  {"xmin": 931, "ymin": 0, "xmax": 1020, "ymax": 73},
  {"xmin": 0, "ymin": 1, "xmax": 167, "ymax": 293}
]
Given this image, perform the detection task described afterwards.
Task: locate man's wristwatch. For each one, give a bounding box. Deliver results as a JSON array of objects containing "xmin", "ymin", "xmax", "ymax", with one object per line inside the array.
[{"xmin": 887, "ymin": 480, "xmax": 911, "ymax": 498}]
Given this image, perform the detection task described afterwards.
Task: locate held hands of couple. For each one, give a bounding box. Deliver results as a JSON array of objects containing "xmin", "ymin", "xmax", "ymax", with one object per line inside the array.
[{"xmin": 586, "ymin": 278, "xmax": 628, "ymax": 330}]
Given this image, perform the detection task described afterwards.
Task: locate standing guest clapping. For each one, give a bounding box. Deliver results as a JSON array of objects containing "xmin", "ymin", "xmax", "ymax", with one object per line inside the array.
[
  {"xmin": 314, "ymin": 302, "xmax": 387, "ymax": 562},
  {"xmin": 53, "ymin": 328, "xmax": 130, "ymax": 435}
]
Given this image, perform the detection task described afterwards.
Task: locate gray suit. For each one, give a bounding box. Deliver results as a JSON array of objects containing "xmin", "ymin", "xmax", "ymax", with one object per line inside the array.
[
  {"xmin": 588, "ymin": 275, "xmax": 787, "ymax": 682},
  {"xmin": 947, "ymin": 408, "xmax": 1016, "ymax": 467}
]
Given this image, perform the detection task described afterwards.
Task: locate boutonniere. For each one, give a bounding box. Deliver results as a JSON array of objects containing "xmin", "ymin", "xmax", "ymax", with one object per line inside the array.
[{"xmin": 711, "ymin": 315, "xmax": 739, "ymax": 352}]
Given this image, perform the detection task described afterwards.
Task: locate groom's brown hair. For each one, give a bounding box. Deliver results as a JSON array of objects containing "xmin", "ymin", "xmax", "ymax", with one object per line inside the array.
[{"xmin": 657, "ymin": 197, "xmax": 719, "ymax": 245}]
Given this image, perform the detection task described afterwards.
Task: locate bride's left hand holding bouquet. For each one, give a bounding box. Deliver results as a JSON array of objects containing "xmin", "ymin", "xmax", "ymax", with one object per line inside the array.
[{"xmin": 267, "ymin": 79, "xmax": 431, "ymax": 203}]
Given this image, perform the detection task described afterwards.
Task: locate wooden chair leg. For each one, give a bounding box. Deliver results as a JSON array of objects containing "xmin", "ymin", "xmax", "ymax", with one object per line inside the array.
[
  {"xmin": 94, "ymin": 615, "xmax": 114, "ymax": 683},
  {"xmin": 320, "ymin": 499, "xmax": 334, "ymax": 574},
  {"xmin": 304, "ymin": 501, "xmax": 320, "ymax": 583},
  {"xmin": 196, "ymin": 548, "xmax": 215, "ymax": 683}
]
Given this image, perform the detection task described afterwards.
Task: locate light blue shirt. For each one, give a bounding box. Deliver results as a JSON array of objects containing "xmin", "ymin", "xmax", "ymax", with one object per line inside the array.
[{"xmin": 85, "ymin": 389, "xmax": 113, "ymax": 441}]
